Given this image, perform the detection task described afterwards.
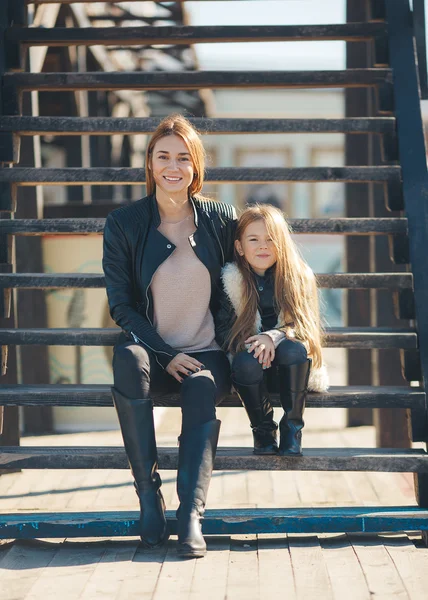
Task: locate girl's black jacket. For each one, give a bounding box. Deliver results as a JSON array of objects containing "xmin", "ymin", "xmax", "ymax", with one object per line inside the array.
[
  {"xmin": 102, "ymin": 194, "xmax": 237, "ymax": 368},
  {"xmin": 214, "ymin": 264, "xmax": 281, "ymax": 352}
]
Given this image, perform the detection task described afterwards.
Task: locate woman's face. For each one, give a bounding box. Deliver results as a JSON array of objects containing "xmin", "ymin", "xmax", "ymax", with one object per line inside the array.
[
  {"xmin": 150, "ymin": 134, "xmax": 194, "ymax": 196},
  {"xmin": 235, "ymin": 219, "xmax": 277, "ymax": 276}
]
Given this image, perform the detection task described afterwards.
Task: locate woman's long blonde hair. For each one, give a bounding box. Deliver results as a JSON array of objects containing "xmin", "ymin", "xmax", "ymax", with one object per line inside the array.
[
  {"xmin": 145, "ymin": 114, "xmax": 206, "ymax": 197},
  {"xmin": 228, "ymin": 204, "xmax": 323, "ymax": 368}
]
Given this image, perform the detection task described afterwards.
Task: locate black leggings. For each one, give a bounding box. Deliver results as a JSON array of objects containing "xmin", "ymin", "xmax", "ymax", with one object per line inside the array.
[
  {"xmin": 231, "ymin": 337, "xmax": 308, "ymax": 389},
  {"xmin": 113, "ymin": 337, "xmax": 231, "ymax": 432}
]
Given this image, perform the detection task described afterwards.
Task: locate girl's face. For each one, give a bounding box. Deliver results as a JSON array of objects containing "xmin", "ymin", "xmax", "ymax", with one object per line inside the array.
[
  {"xmin": 151, "ymin": 134, "xmax": 194, "ymax": 196},
  {"xmin": 235, "ymin": 219, "xmax": 277, "ymax": 276}
]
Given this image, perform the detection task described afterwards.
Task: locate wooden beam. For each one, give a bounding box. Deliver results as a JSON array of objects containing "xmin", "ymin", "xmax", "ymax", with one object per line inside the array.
[
  {"xmin": 4, "ymin": 69, "xmax": 393, "ymax": 92},
  {"xmin": 0, "ymin": 384, "xmax": 423, "ymax": 409},
  {"xmin": 413, "ymin": 0, "xmax": 428, "ymax": 99},
  {"xmin": 0, "ymin": 0, "xmax": 19, "ymax": 460},
  {"xmin": 0, "ymin": 166, "xmax": 402, "ymax": 184},
  {"xmin": 0, "ymin": 506, "xmax": 427, "ymax": 540},
  {"xmin": 9, "ymin": 23, "xmax": 388, "ymax": 46},
  {"xmin": 14, "ymin": 91, "xmax": 52, "ymax": 435},
  {"xmin": 0, "ymin": 217, "xmax": 408, "ymax": 235},
  {"xmin": 0, "ymin": 327, "xmax": 418, "ymax": 348},
  {"xmin": 0, "ymin": 272, "xmax": 414, "ymax": 289},
  {"xmin": 346, "ymin": 0, "xmax": 374, "ymax": 427},
  {"xmin": 0, "ymin": 445, "xmax": 426, "ymax": 472},
  {"xmin": 371, "ymin": 97, "xmax": 411, "ymax": 449},
  {"xmin": 0, "ymin": 116, "xmax": 397, "ymax": 135},
  {"xmin": 386, "ymin": 0, "xmax": 428, "ymax": 507}
]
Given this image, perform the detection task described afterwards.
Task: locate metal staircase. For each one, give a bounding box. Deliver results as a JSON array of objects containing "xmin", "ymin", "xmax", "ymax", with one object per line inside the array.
[{"xmin": 1, "ymin": 0, "xmax": 428, "ymax": 539}]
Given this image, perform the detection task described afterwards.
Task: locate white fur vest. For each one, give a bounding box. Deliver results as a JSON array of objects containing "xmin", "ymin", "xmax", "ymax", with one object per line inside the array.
[{"xmin": 221, "ymin": 262, "xmax": 329, "ymax": 392}]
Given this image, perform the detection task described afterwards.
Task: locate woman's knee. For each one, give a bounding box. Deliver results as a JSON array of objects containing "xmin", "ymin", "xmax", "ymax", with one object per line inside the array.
[
  {"xmin": 181, "ymin": 373, "xmax": 217, "ymax": 428},
  {"xmin": 275, "ymin": 338, "xmax": 308, "ymax": 367},
  {"xmin": 181, "ymin": 370, "xmax": 217, "ymax": 404},
  {"xmin": 231, "ymin": 351, "xmax": 263, "ymax": 385},
  {"xmin": 112, "ymin": 342, "xmax": 150, "ymax": 398}
]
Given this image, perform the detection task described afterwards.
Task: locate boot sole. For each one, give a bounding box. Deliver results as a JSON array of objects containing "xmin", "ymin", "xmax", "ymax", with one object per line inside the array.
[
  {"xmin": 140, "ymin": 532, "xmax": 170, "ymax": 549},
  {"xmin": 254, "ymin": 447, "xmax": 278, "ymax": 455},
  {"xmin": 278, "ymin": 450, "xmax": 302, "ymax": 456},
  {"xmin": 177, "ymin": 547, "xmax": 207, "ymax": 558}
]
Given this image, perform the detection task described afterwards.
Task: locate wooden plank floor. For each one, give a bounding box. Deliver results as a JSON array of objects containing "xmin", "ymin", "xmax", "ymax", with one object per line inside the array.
[{"xmin": 0, "ymin": 407, "xmax": 427, "ymax": 600}]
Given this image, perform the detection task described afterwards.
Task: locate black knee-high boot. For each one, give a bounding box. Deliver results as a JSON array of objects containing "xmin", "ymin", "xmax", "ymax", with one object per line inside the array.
[
  {"xmin": 232, "ymin": 378, "xmax": 278, "ymax": 454},
  {"xmin": 176, "ymin": 419, "xmax": 221, "ymax": 558},
  {"xmin": 112, "ymin": 388, "xmax": 168, "ymax": 547},
  {"xmin": 278, "ymin": 360, "xmax": 311, "ymax": 456}
]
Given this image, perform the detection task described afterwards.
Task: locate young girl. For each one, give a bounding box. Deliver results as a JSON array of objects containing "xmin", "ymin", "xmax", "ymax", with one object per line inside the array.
[{"xmin": 215, "ymin": 204, "xmax": 329, "ymax": 456}]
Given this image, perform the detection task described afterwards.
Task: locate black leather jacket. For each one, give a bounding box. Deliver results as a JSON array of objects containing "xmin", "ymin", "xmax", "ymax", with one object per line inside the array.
[{"xmin": 103, "ymin": 194, "xmax": 237, "ymax": 368}]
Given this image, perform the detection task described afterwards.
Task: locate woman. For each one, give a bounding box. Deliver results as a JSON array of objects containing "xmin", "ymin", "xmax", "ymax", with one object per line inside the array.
[
  {"xmin": 103, "ymin": 114, "xmax": 237, "ymax": 558},
  {"xmin": 215, "ymin": 205, "xmax": 328, "ymax": 456}
]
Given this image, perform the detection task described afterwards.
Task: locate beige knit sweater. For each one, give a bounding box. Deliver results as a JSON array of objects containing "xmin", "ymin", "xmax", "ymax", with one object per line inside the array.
[{"xmin": 151, "ymin": 215, "xmax": 220, "ymax": 354}]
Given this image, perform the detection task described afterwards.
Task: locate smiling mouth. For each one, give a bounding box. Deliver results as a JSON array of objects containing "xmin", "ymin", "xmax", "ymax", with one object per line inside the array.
[
  {"xmin": 257, "ymin": 254, "xmax": 270, "ymax": 259},
  {"xmin": 164, "ymin": 176, "xmax": 182, "ymax": 182}
]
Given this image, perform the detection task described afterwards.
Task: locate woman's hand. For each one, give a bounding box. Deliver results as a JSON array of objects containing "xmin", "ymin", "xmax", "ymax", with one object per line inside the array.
[
  {"xmin": 245, "ymin": 334, "xmax": 275, "ymax": 369},
  {"xmin": 166, "ymin": 353, "xmax": 205, "ymax": 383}
]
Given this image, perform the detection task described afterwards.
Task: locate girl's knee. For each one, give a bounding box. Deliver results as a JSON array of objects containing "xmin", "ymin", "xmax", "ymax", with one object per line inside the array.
[
  {"xmin": 231, "ymin": 351, "xmax": 263, "ymax": 385},
  {"xmin": 275, "ymin": 338, "xmax": 308, "ymax": 367}
]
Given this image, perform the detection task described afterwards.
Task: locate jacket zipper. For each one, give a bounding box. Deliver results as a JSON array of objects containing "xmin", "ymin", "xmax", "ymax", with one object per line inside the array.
[
  {"xmin": 131, "ymin": 262, "xmax": 174, "ymax": 366},
  {"xmin": 211, "ymin": 219, "xmax": 225, "ymax": 266}
]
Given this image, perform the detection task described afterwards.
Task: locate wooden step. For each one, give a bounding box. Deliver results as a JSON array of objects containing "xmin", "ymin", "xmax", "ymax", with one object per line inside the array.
[
  {"xmin": 8, "ymin": 23, "xmax": 387, "ymax": 46},
  {"xmin": 0, "ymin": 166, "xmax": 401, "ymax": 185},
  {"xmin": 0, "ymin": 116, "xmax": 396, "ymax": 136},
  {"xmin": 0, "ymin": 327, "xmax": 417, "ymax": 348},
  {"xmin": 0, "ymin": 446, "xmax": 427, "ymax": 472},
  {"xmin": 0, "ymin": 272, "xmax": 412, "ymax": 290},
  {"xmin": 0, "ymin": 506, "xmax": 426, "ymax": 539},
  {"xmin": 4, "ymin": 69, "xmax": 392, "ymax": 92},
  {"xmin": 0, "ymin": 385, "xmax": 423, "ymax": 409},
  {"xmin": 0, "ymin": 218, "xmax": 408, "ymax": 236}
]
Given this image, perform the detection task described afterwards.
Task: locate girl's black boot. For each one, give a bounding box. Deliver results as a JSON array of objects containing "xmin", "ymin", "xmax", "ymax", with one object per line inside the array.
[
  {"xmin": 232, "ymin": 378, "xmax": 278, "ymax": 454},
  {"xmin": 278, "ymin": 360, "xmax": 311, "ymax": 456},
  {"xmin": 112, "ymin": 388, "xmax": 168, "ymax": 547}
]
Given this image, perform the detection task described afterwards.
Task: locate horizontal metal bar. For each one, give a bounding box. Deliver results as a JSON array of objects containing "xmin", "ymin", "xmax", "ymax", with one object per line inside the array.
[
  {"xmin": 7, "ymin": 23, "xmax": 388, "ymax": 46},
  {"xmin": 0, "ymin": 327, "xmax": 417, "ymax": 348},
  {"xmin": 0, "ymin": 273, "xmax": 413, "ymax": 290},
  {"xmin": 0, "ymin": 385, "xmax": 423, "ymax": 409},
  {"xmin": 0, "ymin": 218, "xmax": 408, "ymax": 236},
  {"xmin": 0, "ymin": 506, "xmax": 426, "ymax": 539},
  {"xmin": 0, "ymin": 446, "xmax": 426, "ymax": 472},
  {"xmin": 0, "ymin": 116, "xmax": 396, "ymax": 136},
  {"xmin": 0, "ymin": 166, "xmax": 401, "ymax": 185},
  {"xmin": 4, "ymin": 70, "xmax": 392, "ymax": 92}
]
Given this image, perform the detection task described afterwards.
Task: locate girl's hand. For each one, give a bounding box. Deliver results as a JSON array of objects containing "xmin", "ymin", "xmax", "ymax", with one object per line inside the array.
[
  {"xmin": 166, "ymin": 353, "xmax": 205, "ymax": 383},
  {"xmin": 245, "ymin": 334, "xmax": 275, "ymax": 369}
]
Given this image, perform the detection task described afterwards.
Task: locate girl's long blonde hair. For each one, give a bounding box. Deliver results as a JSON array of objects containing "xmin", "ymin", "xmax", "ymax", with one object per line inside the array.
[
  {"xmin": 228, "ymin": 204, "xmax": 323, "ymax": 368},
  {"xmin": 145, "ymin": 114, "xmax": 206, "ymax": 198}
]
